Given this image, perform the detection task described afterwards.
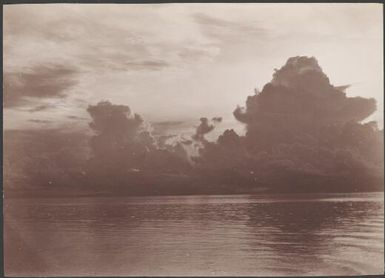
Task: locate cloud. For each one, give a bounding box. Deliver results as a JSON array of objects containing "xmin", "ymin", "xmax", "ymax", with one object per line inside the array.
[
  {"xmin": 87, "ymin": 101, "xmax": 145, "ymax": 137},
  {"xmin": 4, "ymin": 5, "xmax": 215, "ymax": 77},
  {"xmin": 233, "ymin": 56, "xmax": 376, "ymax": 133},
  {"xmin": 195, "ymin": 56, "xmax": 382, "ymax": 192},
  {"xmin": 3, "ymin": 10, "xmax": 158, "ymax": 119},
  {"xmin": 86, "ymin": 101, "xmax": 155, "ymax": 173},
  {"xmin": 152, "ymin": 120, "xmax": 187, "ymax": 128},
  {"xmin": 192, "ymin": 12, "xmax": 267, "ymax": 44},
  {"xmin": 212, "ymin": 117, "xmax": 223, "ymax": 123},
  {"xmin": 193, "ymin": 13, "xmax": 264, "ymax": 34},
  {"xmin": 28, "ymin": 119, "xmax": 51, "ymax": 124},
  {"xmin": 67, "ymin": 115, "xmax": 88, "ymax": 120},
  {"xmin": 27, "ymin": 104, "xmax": 55, "ymax": 113},
  {"xmin": 4, "ymin": 64, "xmax": 78, "ymax": 108},
  {"xmin": 3, "ymin": 4, "xmax": 383, "ymax": 132},
  {"xmin": 335, "ymin": 84, "xmax": 351, "ymax": 92},
  {"xmin": 192, "ymin": 117, "xmax": 215, "ymax": 142},
  {"xmin": 5, "ymin": 56, "xmax": 383, "ymax": 195},
  {"xmin": 85, "ymin": 100, "xmax": 193, "ymax": 180},
  {"xmin": 124, "ymin": 60, "xmax": 170, "ymax": 71},
  {"xmin": 177, "ymin": 47, "xmax": 216, "ymax": 60},
  {"xmin": 151, "ymin": 120, "xmax": 196, "ymax": 137}
]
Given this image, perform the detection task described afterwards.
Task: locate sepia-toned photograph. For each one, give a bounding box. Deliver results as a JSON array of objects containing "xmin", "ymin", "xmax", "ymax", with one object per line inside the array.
[{"xmin": 3, "ymin": 3, "xmax": 384, "ymax": 276}]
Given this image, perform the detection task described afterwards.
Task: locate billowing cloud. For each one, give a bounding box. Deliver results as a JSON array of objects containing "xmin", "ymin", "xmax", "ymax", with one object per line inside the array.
[
  {"xmin": 87, "ymin": 101, "xmax": 144, "ymax": 137},
  {"xmin": 233, "ymin": 56, "xmax": 376, "ymax": 149},
  {"xmin": 195, "ymin": 56, "xmax": 383, "ymax": 192},
  {"xmin": 86, "ymin": 101, "xmax": 192, "ymax": 179}
]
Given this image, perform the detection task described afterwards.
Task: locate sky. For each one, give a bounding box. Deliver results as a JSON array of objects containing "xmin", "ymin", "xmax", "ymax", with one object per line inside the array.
[{"xmin": 3, "ymin": 3, "xmax": 383, "ymax": 137}]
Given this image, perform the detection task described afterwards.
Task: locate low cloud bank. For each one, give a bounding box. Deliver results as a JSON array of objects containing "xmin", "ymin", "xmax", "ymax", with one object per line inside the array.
[{"xmin": 4, "ymin": 57, "xmax": 383, "ymax": 196}]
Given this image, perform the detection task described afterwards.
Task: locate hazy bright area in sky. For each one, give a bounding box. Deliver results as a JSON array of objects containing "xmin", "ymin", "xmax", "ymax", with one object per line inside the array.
[{"xmin": 3, "ymin": 3, "xmax": 383, "ymax": 138}]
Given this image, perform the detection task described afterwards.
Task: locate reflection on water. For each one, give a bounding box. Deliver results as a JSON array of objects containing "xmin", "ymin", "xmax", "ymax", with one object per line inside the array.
[{"xmin": 5, "ymin": 192, "xmax": 384, "ymax": 276}]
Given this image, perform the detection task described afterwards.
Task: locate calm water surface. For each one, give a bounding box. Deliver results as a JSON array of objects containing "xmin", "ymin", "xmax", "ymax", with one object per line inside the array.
[{"xmin": 5, "ymin": 192, "xmax": 384, "ymax": 276}]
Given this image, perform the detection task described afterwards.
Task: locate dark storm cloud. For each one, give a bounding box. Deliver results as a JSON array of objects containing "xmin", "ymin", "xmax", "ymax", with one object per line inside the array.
[{"xmin": 4, "ymin": 64, "xmax": 78, "ymax": 108}]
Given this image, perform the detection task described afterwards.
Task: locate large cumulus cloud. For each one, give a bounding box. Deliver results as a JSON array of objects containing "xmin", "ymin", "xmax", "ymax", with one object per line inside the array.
[
  {"xmin": 86, "ymin": 101, "xmax": 191, "ymax": 183},
  {"xmin": 196, "ymin": 56, "xmax": 383, "ymax": 192},
  {"xmin": 233, "ymin": 56, "xmax": 376, "ymax": 150}
]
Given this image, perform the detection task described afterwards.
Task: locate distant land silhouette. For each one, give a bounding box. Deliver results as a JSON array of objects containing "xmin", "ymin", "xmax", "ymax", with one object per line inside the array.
[{"xmin": 4, "ymin": 56, "xmax": 384, "ymax": 198}]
